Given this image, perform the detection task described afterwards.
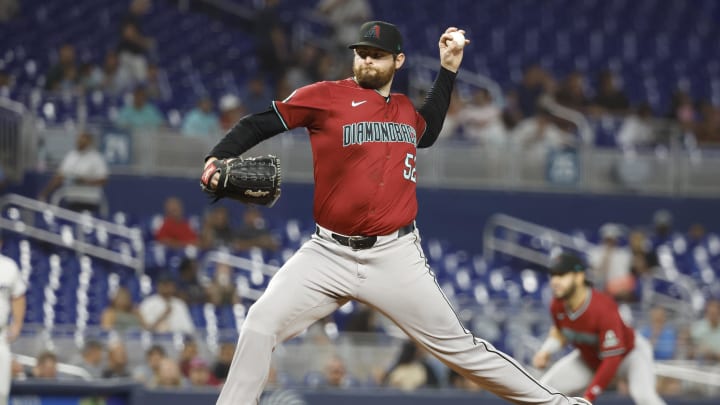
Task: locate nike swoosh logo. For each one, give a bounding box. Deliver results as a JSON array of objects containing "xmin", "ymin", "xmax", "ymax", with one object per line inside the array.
[{"xmin": 351, "ymin": 100, "xmax": 367, "ymax": 107}]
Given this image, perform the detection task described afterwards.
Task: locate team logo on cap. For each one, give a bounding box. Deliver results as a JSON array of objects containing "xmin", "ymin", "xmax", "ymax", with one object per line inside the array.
[{"xmin": 364, "ymin": 24, "xmax": 381, "ymax": 39}]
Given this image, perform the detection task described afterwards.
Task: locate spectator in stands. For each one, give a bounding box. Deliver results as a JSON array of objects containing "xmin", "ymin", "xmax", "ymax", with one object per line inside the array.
[
  {"xmin": 687, "ymin": 223, "xmax": 707, "ymax": 248},
  {"xmin": 590, "ymin": 70, "xmax": 630, "ymax": 115},
  {"xmin": 181, "ymin": 96, "xmax": 221, "ymax": 137},
  {"xmin": 98, "ymin": 50, "xmax": 134, "ymax": 96},
  {"xmin": 31, "ymin": 351, "xmax": 58, "ymax": 379},
  {"xmin": 117, "ymin": 0, "xmax": 154, "ymax": 84},
  {"xmin": 639, "ymin": 307, "xmax": 682, "ymax": 397},
  {"xmin": 667, "ymin": 90, "xmax": 697, "ymax": 131},
  {"xmin": 188, "ymin": 357, "xmax": 219, "ymax": 387},
  {"xmin": 436, "ymin": 89, "xmax": 464, "ymax": 141},
  {"xmin": 154, "ymin": 197, "xmax": 198, "ymax": 248},
  {"xmin": 154, "ymin": 358, "xmax": 186, "ymax": 388},
  {"xmin": 38, "ymin": 131, "xmax": 109, "ymax": 214},
  {"xmin": 205, "ymin": 262, "xmax": 238, "ymax": 307},
  {"xmin": 457, "ymin": 88, "xmax": 507, "ymax": 147},
  {"xmin": 511, "ymin": 64, "xmax": 552, "ymax": 120},
  {"xmin": 554, "ymin": 71, "xmax": 589, "ymax": 112},
  {"xmin": 234, "ymin": 206, "xmax": 278, "ymax": 252},
  {"xmin": 179, "ymin": 338, "xmax": 199, "ymax": 377},
  {"xmin": 45, "ymin": 44, "xmax": 77, "ymax": 92},
  {"xmin": 694, "ymin": 100, "xmax": 720, "ymax": 145},
  {"xmin": 650, "ymin": 209, "xmax": 674, "ymax": 247},
  {"xmin": 144, "ymin": 63, "xmax": 170, "ymax": 102},
  {"xmin": 321, "ymin": 355, "xmax": 351, "ymax": 388},
  {"xmin": 239, "ymin": 75, "xmax": 274, "ymax": 114},
  {"xmin": 139, "ymin": 274, "xmax": 195, "ymax": 334},
  {"xmin": 382, "ymin": 340, "xmax": 439, "ymax": 391},
  {"xmin": 212, "ymin": 341, "xmax": 235, "ymax": 382},
  {"xmin": 690, "ymin": 298, "xmax": 720, "ymax": 363},
  {"xmin": 176, "ymin": 258, "xmax": 206, "ymax": 305},
  {"xmin": 101, "ymin": 286, "xmax": 145, "ymax": 331},
  {"xmin": 132, "ymin": 344, "xmax": 166, "ymax": 384},
  {"xmin": 617, "ymin": 103, "xmax": 656, "ymax": 149},
  {"xmin": 102, "ymin": 341, "xmax": 130, "ymax": 379},
  {"xmin": 218, "ymin": 94, "xmax": 246, "ymax": 132},
  {"xmin": 640, "ymin": 306, "xmax": 678, "ymax": 361},
  {"xmin": 199, "ymin": 206, "xmax": 237, "ymax": 250},
  {"xmin": 116, "ymin": 85, "xmax": 164, "ymax": 131},
  {"xmin": 628, "ymin": 229, "xmax": 659, "ymax": 279},
  {"xmin": 587, "ymin": 223, "xmax": 635, "ymax": 301},
  {"xmin": 74, "ymin": 340, "xmax": 104, "ymax": 379},
  {"xmin": 509, "ymin": 108, "xmax": 573, "ymax": 160}
]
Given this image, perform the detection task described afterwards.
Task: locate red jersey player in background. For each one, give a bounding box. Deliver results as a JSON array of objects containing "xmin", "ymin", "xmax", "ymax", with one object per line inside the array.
[
  {"xmin": 533, "ymin": 253, "xmax": 666, "ymax": 405},
  {"xmin": 204, "ymin": 20, "xmax": 590, "ymax": 405}
]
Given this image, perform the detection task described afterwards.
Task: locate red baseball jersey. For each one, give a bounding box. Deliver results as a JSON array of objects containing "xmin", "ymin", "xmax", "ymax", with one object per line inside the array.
[
  {"xmin": 272, "ymin": 78, "xmax": 427, "ymax": 236},
  {"xmin": 550, "ymin": 288, "xmax": 635, "ymax": 399},
  {"xmin": 550, "ymin": 289, "xmax": 635, "ymax": 369}
]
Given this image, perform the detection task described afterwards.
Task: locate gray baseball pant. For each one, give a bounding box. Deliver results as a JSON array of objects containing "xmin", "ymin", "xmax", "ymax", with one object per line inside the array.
[
  {"xmin": 217, "ymin": 226, "xmax": 580, "ymax": 405},
  {"xmin": 540, "ymin": 334, "xmax": 666, "ymax": 405}
]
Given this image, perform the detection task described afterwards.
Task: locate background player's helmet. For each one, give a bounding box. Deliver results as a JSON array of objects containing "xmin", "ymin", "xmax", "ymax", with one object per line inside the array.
[{"xmin": 348, "ymin": 21, "xmax": 404, "ymax": 55}]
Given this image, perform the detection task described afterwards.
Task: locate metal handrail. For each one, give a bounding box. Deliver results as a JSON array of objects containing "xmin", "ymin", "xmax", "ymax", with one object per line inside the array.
[
  {"xmin": 410, "ymin": 55, "xmax": 506, "ymax": 107},
  {"xmin": 539, "ymin": 94, "xmax": 595, "ymax": 145},
  {"xmin": 203, "ymin": 249, "xmax": 280, "ymax": 301},
  {"xmin": 13, "ymin": 353, "xmax": 93, "ymax": 381},
  {"xmin": 483, "ymin": 213, "xmax": 594, "ymax": 266},
  {"xmin": 0, "ymin": 193, "xmax": 144, "ymax": 275},
  {"xmin": 654, "ymin": 360, "xmax": 720, "ymax": 387}
]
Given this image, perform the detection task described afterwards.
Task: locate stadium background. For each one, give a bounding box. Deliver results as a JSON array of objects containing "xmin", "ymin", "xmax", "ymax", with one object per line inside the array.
[{"xmin": 1, "ymin": 0, "xmax": 720, "ymax": 404}]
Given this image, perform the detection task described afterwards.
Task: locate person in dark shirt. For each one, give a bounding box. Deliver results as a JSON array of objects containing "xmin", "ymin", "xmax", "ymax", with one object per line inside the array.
[{"xmin": 591, "ymin": 70, "xmax": 630, "ymax": 115}]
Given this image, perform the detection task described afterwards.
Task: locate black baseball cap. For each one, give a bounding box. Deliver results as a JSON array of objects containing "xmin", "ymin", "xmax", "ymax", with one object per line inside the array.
[
  {"xmin": 349, "ymin": 21, "xmax": 403, "ymax": 54},
  {"xmin": 548, "ymin": 253, "xmax": 587, "ymax": 275}
]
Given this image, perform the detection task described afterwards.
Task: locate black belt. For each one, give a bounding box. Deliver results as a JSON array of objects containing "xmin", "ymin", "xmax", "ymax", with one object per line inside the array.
[{"xmin": 316, "ymin": 223, "xmax": 415, "ymax": 250}]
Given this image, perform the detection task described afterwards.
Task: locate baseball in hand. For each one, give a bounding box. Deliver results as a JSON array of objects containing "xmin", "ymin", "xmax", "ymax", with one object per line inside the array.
[{"xmin": 449, "ymin": 31, "xmax": 466, "ymax": 49}]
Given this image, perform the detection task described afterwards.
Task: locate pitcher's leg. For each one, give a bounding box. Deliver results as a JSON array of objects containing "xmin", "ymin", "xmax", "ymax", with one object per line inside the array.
[
  {"xmin": 358, "ymin": 235, "xmax": 580, "ymax": 405},
  {"xmin": 216, "ymin": 240, "xmax": 352, "ymax": 405},
  {"xmin": 540, "ymin": 350, "xmax": 594, "ymax": 395},
  {"xmin": 624, "ymin": 335, "xmax": 667, "ymax": 405}
]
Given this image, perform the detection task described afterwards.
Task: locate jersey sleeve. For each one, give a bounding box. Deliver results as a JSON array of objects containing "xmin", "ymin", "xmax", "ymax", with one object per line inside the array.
[
  {"xmin": 271, "ymin": 82, "xmax": 331, "ymax": 131},
  {"xmin": 597, "ymin": 303, "xmax": 631, "ymax": 358}
]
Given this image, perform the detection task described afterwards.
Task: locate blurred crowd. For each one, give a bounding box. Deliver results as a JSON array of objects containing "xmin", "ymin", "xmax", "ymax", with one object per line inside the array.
[{"xmin": 1, "ymin": 0, "xmax": 718, "ymax": 148}]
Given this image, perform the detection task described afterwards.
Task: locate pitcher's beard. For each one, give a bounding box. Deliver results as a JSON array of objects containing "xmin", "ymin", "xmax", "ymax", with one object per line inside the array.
[{"xmin": 354, "ymin": 66, "xmax": 395, "ymax": 89}]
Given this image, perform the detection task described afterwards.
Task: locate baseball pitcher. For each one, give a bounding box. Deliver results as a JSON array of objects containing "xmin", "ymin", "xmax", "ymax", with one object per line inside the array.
[{"xmin": 203, "ymin": 21, "xmax": 591, "ymax": 405}]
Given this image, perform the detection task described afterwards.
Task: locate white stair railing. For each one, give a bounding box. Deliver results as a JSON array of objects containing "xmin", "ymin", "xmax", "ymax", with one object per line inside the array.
[
  {"xmin": 483, "ymin": 213, "xmax": 594, "ymax": 267},
  {"xmin": 0, "ymin": 193, "xmax": 144, "ymax": 275}
]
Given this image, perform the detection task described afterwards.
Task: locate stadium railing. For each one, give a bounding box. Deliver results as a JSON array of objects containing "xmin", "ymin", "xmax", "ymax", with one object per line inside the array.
[{"xmin": 0, "ymin": 193, "xmax": 145, "ymax": 275}]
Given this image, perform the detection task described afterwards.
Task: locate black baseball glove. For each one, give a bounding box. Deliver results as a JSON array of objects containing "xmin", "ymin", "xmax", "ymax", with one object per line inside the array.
[{"xmin": 200, "ymin": 155, "xmax": 282, "ymax": 207}]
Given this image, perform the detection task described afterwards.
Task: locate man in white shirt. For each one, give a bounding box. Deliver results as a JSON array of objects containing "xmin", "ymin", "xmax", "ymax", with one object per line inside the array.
[
  {"xmin": 38, "ymin": 131, "xmax": 109, "ymax": 213},
  {"xmin": 139, "ymin": 275, "xmax": 195, "ymax": 335},
  {"xmin": 587, "ymin": 223, "xmax": 635, "ymax": 301},
  {"xmin": 0, "ymin": 233, "xmax": 27, "ymax": 405}
]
